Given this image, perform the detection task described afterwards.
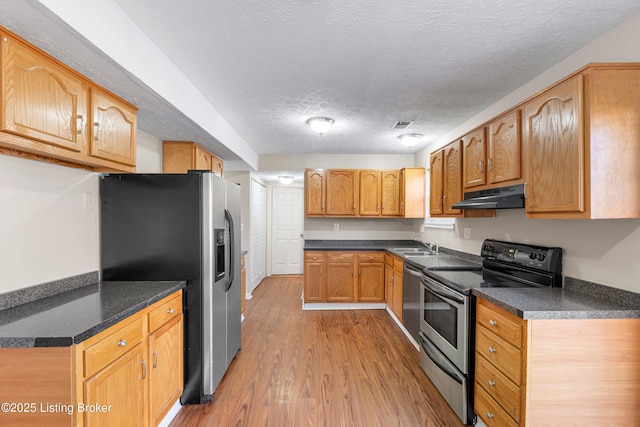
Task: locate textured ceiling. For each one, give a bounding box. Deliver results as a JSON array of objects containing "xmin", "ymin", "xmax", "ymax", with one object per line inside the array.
[
  {"xmin": 111, "ymin": 0, "xmax": 640, "ymax": 156},
  {"xmin": 1, "ymin": 1, "xmax": 640, "ymax": 168}
]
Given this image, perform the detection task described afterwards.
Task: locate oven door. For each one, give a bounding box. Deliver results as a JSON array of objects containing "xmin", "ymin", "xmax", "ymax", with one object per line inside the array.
[{"xmin": 420, "ymin": 275, "xmax": 469, "ymax": 373}]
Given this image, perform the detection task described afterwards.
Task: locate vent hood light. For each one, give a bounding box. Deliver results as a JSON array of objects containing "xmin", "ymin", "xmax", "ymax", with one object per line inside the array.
[
  {"xmin": 306, "ymin": 117, "xmax": 334, "ymax": 135},
  {"xmin": 398, "ymin": 133, "xmax": 422, "ymax": 147}
]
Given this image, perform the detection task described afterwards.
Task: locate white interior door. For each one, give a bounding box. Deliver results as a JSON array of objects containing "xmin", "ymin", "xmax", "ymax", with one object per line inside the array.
[
  {"xmin": 250, "ymin": 179, "xmax": 267, "ymax": 292},
  {"xmin": 271, "ymin": 187, "xmax": 303, "ymax": 275}
]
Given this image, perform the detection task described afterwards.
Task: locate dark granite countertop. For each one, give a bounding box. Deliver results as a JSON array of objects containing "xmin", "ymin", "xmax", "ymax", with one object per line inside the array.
[
  {"xmin": 0, "ymin": 280, "xmax": 186, "ymax": 348},
  {"xmin": 472, "ymin": 287, "xmax": 640, "ymax": 320}
]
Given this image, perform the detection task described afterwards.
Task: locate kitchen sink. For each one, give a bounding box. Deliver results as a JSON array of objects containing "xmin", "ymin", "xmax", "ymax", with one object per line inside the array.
[
  {"xmin": 402, "ymin": 252, "xmax": 435, "ymax": 257},
  {"xmin": 392, "ymin": 247, "xmax": 427, "ymax": 252}
]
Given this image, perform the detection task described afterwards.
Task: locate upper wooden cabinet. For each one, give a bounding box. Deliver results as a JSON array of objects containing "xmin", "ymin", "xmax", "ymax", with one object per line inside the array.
[
  {"xmin": 0, "ymin": 27, "xmax": 137, "ymax": 173},
  {"xmin": 89, "ymin": 87, "xmax": 137, "ymax": 167},
  {"xmin": 304, "ymin": 168, "xmax": 424, "ymax": 218},
  {"xmin": 462, "ymin": 127, "xmax": 487, "ymax": 189},
  {"xmin": 359, "ymin": 170, "xmax": 382, "ymax": 216},
  {"xmin": 488, "ymin": 109, "xmax": 522, "ymax": 185},
  {"xmin": 305, "ymin": 169, "xmax": 325, "ymax": 216},
  {"xmin": 381, "ymin": 170, "xmax": 401, "ymax": 216},
  {"xmin": 400, "ymin": 167, "xmax": 426, "ymax": 218},
  {"xmin": 162, "ymin": 141, "xmax": 224, "ymax": 177},
  {"xmin": 523, "ymin": 64, "xmax": 640, "ymax": 219},
  {"xmin": 325, "ymin": 169, "xmax": 359, "ymax": 216},
  {"xmin": 443, "ymin": 140, "xmax": 463, "ymax": 216},
  {"xmin": 429, "ymin": 151, "xmax": 444, "ymax": 216}
]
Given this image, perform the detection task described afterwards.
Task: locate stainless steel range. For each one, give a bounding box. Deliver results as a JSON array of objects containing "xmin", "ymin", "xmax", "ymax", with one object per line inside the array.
[{"xmin": 418, "ymin": 240, "xmax": 562, "ymax": 425}]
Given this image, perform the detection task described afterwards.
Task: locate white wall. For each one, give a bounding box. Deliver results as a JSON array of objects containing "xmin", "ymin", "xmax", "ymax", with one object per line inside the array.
[
  {"xmin": 0, "ymin": 130, "xmax": 163, "ymax": 294},
  {"xmin": 417, "ymin": 11, "xmax": 640, "ymax": 294},
  {"xmin": 0, "ymin": 156, "xmax": 98, "ymax": 293}
]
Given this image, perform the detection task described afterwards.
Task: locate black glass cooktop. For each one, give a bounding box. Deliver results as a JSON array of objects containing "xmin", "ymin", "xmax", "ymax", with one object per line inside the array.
[{"xmin": 423, "ymin": 269, "xmax": 536, "ymax": 295}]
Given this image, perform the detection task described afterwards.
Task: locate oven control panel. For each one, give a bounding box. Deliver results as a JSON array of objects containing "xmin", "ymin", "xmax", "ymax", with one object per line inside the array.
[{"xmin": 481, "ymin": 239, "xmax": 562, "ymax": 273}]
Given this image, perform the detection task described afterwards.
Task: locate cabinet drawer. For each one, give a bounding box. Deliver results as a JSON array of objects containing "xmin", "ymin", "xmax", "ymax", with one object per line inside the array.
[
  {"xmin": 327, "ymin": 253, "xmax": 354, "ymax": 263},
  {"xmin": 476, "ymin": 326, "xmax": 522, "ymax": 385},
  {"xmin": 475, "ymin": 384, "xmax": 519, "ymax": 427},
  {"xmin": 84, "ymin": 316, "xmax": 144, "ymax": 377},
  {"xmin": 305, "ymin": 252, "xmax": 324, "ymax": 262},
  {"xmin": 384, "ymin": 253, "xmax": 394, "ymax": 267},
  {"xmin": 357, "ymin": 252, "xmax": 384, "ymax": 263},
  {"xmin": 476, "ymin": 354, "xmax": 522, "ymax": 422},
  {"xmin": 477, "ymin": 301, "xmax": 523, "ymax": 348},
  {"xmin": 149, "ymin": 293, "xmax": 183, "ymax": 332}
]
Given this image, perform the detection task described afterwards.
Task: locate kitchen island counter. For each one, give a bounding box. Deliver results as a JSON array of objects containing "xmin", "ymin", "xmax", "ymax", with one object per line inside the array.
[{"xmin": 0, "ymin": 280, "xmax": 186, "ymax": 347}]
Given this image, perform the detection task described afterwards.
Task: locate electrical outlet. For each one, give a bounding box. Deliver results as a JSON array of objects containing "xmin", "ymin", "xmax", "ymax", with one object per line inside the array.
[
  {"xmin": 463, "ymin": 227, "xmax": 471, "ymax": 239},
  {"xmin": 334, "ymin": 223, "xmax": 340, "ymax": 231}
]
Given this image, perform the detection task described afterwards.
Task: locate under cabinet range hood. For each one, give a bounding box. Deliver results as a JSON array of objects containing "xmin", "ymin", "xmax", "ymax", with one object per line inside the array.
[{"xmin": 451, "ymin": 184, "xmax": 525, "ymax": 210}]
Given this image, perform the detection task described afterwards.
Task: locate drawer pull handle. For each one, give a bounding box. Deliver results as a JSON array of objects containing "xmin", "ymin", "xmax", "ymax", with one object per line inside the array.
[
  {"xmin": 141, "ymin": 360, "xmax": 147, "ymax": 380},
  {"xmin": 488, "ymin": 380, "xmax": 496, "ymax": 387},
  {"xmin": 488, "ymin": 346, "xmax": 497, "ymax": 353},
  {"xmin": 153, "ymin": 350, "xmax": 158, "ymax": 368},
  {"xmin": 489, "ymin": 319, "xmax": 497, "ymax": 326},
  {"xmin": 313, "ymin": 256, "xmax": 317, "ymax": 260},
  {"xmin": 487, "ymin": 412, "xmax": 495, "ymax": 419},
  {"xmin": 369, "ymin": 256, "xmax": 373, "ymax": 260},
  {"xmin": 339, "ymin": 256, "xmax": 343, "ymax": 260},
  {"xmin": 117, "ymin": 339, "xmax": 127, "ymax": 347},
  {"xmin": 168, "ymin": 308, "xmax": 174, "ymax": 314}
]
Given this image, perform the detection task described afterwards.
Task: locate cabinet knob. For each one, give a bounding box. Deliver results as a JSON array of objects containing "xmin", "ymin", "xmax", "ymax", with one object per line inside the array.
[
  {"xmin": 489, "ymin": 319, "xmax": 497, "ymax": 326},
  {"xmin": 488, "ymin": 380, "xmax": 496, "ymax": 387},
  {"xmin": 313, "ymin": 256, "xmax": 317, "ymax": 260},
  {"xmin": 339, "ymin": 256, "xmax": 343, "ymax": 260},
  {"xmin": 487, "ymin": 412, "xmax": 495, "ymax": 419},
  {"xmin": 488, "ymin": 346, "xmax": 497, "ymax": 353},
  {"xmin": 168, "ymin": 308, "xmax": 174, "ymax": 314},
  {"xmin": 117, "ymin": 339, "xmax": 127, "ymax": 347},
  {"xmin": 369, "ymin": 256, "xmax": 373, "ymax": 260}
]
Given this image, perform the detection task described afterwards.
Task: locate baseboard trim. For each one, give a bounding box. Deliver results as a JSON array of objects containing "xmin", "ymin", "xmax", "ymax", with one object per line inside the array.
[{"xmin": 302, "ymin": 302, "xmax": 387, "ymax": 311}]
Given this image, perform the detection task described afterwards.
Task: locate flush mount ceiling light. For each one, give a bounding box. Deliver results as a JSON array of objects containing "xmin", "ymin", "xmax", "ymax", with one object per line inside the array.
[
  {"xmin": 306, "ymin": 116, "xmax": 334, "ymax": 135},
  {"xmin": 398, "ymin": 133, "xmax": 423, "ymax": 147},
  {"xmin": 278, "ymin": 175, "xmax": 294, "ymax": 185}
]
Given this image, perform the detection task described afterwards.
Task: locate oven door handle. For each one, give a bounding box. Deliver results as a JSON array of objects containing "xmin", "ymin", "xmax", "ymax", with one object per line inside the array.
[
  {"xmin": 419, "ymin": 333, "xmax": 464, "ymax": 384},
  {"xmin": 404, "ymin": 264, "xmax": 423, "ymax": 277},
  {"xmin": 421, "ymin": 276, "xmax": 464, "ymax": 305}
]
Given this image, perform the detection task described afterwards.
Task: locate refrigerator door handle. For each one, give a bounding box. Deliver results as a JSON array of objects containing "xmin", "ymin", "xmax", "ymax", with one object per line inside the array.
[{"xmin": 224, "ymin": 208, "xmax": 235, "ymax": 292}]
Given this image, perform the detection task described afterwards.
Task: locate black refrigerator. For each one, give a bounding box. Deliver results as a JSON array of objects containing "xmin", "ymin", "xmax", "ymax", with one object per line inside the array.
[{"xmin": 100, "ymin": 171, "xmax": 241, "ymax": 404}]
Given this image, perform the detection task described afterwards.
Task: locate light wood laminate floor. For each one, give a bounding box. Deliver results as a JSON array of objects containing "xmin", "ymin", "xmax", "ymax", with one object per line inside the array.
[{"xmin": 170, "ymin": 275, "xmax": 465, "ymax": 427}]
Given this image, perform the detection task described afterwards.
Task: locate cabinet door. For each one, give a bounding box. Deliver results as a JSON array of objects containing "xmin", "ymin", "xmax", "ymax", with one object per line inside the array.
[
  {"xmin": 304, "ymin": 254, "xmax": 325, "ymax": 302},
  {"xmin": 1, "ymin": 34, "xmax": 87, "ymax": 152},
  {"xmin": 326, "ymin": 262, "xmax": 355, "ymax": 302},
  {"xmin": 392, "ymin": 261, "xmax": 404, "ymax": 321},
  {"xmin": 488, "ymin": 110, "xmax": 522, "ymax": 184},
  {"xmin": 304, "ymin": 169, "xmax": 325, "ymax": 216},
  {"xmin": 211, "ymin": 153, "xmax": 224, "ymax": 177},
  {"xmin": 384, "ymin": 262, "xmax": 393, "ymax": 307},
  {"xmin": 382, "ymin": 170, "xmax": 401, "ymax": 216},
  {"xmin": 359, "ymin": 170, "xmax": 381, "ymax": 216},
  {"xmin": 358, "ymin": 254, "xmax": 385, "ymax": 302},
  {"xmin": 462, "ymin": 128, "xmax": 487, "ymax": 188},
  {"xmin": 443, "ymin": 141, "xmax": 463, "ymax": 216},
  {"xmin": 149, "ymin": 315, "xmax": 183, "ymax": 426},
  {"xmin": 326, "ymin": 170, "xmax": 359, "ymax": 216},
  {"xmin": 429, "ymin": 152, "xmax": 444, "ymax": 216},
  {"xmin": 524, "ymin": 76, "xmax": 584, "ymax": 214},
  {"xmin": 89, "ymin": 87, "xmax": 137, "ymax": 167},
  {"xmin": 84, "ymin": 343, "xmax": 146, "ymax": 427},
  {"xmin": 194, "ymin": 145, "xmax": 212, "ymax": 170}
]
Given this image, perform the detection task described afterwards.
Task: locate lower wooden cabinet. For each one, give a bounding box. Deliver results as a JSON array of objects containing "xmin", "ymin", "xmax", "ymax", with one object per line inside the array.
[
  {"xmin": 0, "ymin": 291, "xmax": 183, "ymax": 427},
  {"xmin": 475, "ymin": 298, "xmax": 640, "ymax": 426},
  {"xmin": 303, "ymin": 251, "xmax": 385, "ymax": 303},
  {"xmin": 79, "ymin": 290, "xmax": 183, "ymax": 427},
  {"xmin": 384, "ymin": 255, "xmax": 404, "ymax": 321},
  {"xmin": 83, "ymin": 342, "xmax": 146, "ymax": 427}
]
